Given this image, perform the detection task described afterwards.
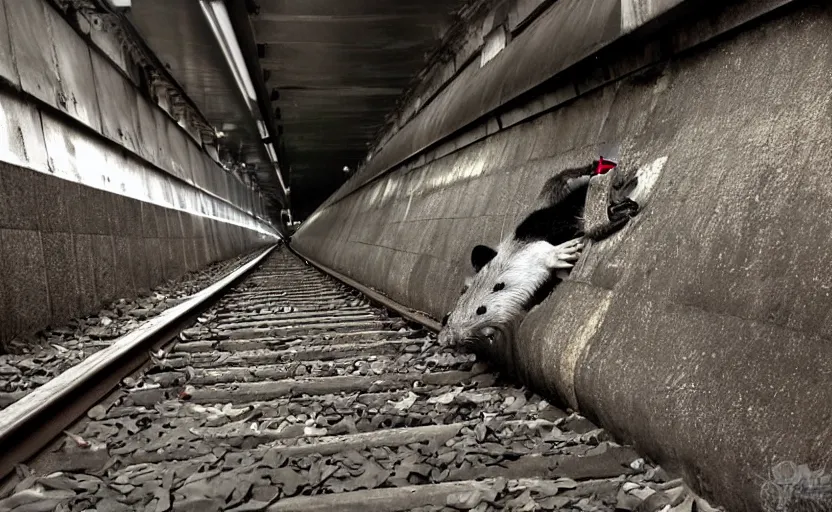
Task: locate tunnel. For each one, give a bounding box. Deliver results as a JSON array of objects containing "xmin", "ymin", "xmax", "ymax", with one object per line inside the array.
[{"xmin": 0, "ymin": 1, "xmax": 830, "ymax": 511}]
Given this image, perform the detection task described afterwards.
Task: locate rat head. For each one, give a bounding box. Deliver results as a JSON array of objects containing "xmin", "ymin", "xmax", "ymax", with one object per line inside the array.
[{"xmin": 438, "ymin": 240, "xmax": 555, "ymax": 353}]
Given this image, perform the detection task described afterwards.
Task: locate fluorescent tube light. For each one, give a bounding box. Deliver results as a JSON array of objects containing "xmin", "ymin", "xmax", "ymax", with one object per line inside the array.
[
  {"xmin": 256, "ymin": 120, "xmax": 269, "ymax": 139},
  {"xmin": 199, "ymin": 0, "xmax": 257, "ymax": 105},
  {"xmin": 199, "ymin": 0, "xmax": 289, "ymax": 199},
  {"xmin": 105, "ymin": 0, "xmax": 131, "ymax": 8}
]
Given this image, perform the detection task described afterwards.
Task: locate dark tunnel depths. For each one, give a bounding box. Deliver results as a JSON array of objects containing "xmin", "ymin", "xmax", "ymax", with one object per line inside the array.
[
  {"xmin": 287, "ymin": 146, "xmax": 370, "ymax": 220},
  {"xmin": 290, "ymin": 178, "xmax": 349, "ymax": 222},
  {"xmin": 253, "ymin": 0, "xmax": 486, "ymax": 220}
]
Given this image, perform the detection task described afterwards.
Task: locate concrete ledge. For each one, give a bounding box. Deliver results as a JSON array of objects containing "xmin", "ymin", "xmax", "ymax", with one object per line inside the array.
[
  {"xmin": 0, "ymin": 88, "xmax": 276, "ymax": 237},
  {"xmin": 327, "ymin": 0, "xmax": 796, "ymax": 210},
  {"xmin": 0, "ymin": 0, "xmax": 272, "ymax": 223},
  {"xmin": 91, "ymin": 50, "xmax": 143, "ymax": 156}
]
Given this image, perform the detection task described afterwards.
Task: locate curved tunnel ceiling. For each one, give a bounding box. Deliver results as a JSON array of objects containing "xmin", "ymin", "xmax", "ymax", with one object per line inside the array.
[{"xmin": 252, "ymin": 0, "xmax": 469, "ymax": 220}]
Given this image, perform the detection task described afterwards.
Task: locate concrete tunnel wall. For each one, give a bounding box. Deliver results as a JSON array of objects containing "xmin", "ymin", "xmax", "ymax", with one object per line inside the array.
[
  {"xmin": 293, "ymin": 2, "xmax": 832, "ymax": 511},
  {"xmin": 0, "ymin": 0, "xmax": 278, "ymax": 345}
]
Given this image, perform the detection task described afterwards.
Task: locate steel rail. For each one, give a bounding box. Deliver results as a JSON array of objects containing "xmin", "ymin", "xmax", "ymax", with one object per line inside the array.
[
  {"xmin": 286, "ymin": 245, "xmax": 441, "ymax": 333},
  {"xmin": 0, "ymin": 244, "xmax": 277, "ymax": 481}
]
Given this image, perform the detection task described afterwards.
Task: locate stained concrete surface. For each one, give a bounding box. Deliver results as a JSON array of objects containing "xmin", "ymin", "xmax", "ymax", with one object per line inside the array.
[
  {"xmin": 0, "ymin": 0, "xmax": 17, "ymax": 88},
  {"xmin": 112, "ymin": 236, "xmax": 135, "ymax": 300},
  {"xmin": 91, "ymin": 234, "xmax": 117, "ymax": 306},
  {"xmin": 0, "ymin": 229, "xmax": 50, "ymax": 337},
  {"xmin": 5, "ymin": 0, "xmax": 101, "ymax": 131},
  {"xmin": 5, "ymin": 0, "xmax": 63, "ymax": 115},
  {"xmin": 0, "ymin": 162, "xmax": 272, "ymax": 346},
  {"xmin": 144, "ymin": 238, "xmax": 165, "ymax": 290},
  {"xmin": 0, "ymin": 163, "xmax": 39, "ymax": 231},
  {"xmin": 34, "ymin": 171, "xmax": 76, "ymax": 233},
  {"xmin": 74, "ymin": 234, "xmax": 100, "ymax": 316},
  {"xmin": 41, "ymin": 231, "xmax": 80, "ymax": 324},
  {"xmin": 91, "ymin": 51, "xmax": 142, "ymax": 155},
  {"xmin": 128, "ymin": 237, "xmax": 151, "ymax": 293},
  {"xmin": 293, "ymin": 4, "xmax": 832, "ymax": 510}
]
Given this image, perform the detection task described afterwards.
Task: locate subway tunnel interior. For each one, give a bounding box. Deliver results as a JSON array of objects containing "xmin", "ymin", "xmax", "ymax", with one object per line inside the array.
[{"xmin": 0, "ymin": 1, "xmax": 831, "ymax": 511}]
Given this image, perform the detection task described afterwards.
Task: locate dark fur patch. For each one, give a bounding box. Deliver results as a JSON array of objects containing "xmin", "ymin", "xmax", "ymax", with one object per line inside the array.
[
  {"xmin": 471, "ymin": 245, "xmax": 498, "ymax": 272},
  {"xmin": 515, "ymin": 182, "xmax": 588, "ymax": 246}
]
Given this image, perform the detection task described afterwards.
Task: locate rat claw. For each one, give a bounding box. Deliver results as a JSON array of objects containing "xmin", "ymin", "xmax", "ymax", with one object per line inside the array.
[{"xmin": 549, "ymin": 237, "xmax": 586, "ymax": 269}]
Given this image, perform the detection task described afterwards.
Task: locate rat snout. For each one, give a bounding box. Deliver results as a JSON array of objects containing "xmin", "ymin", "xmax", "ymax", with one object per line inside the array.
[
  {"xmin": 477, "ymin": 325, "xmax": 509, "ymax": 350},
  {"xmin": 479, "ymin": 326, "xmax": 497, "ymax": 344}
]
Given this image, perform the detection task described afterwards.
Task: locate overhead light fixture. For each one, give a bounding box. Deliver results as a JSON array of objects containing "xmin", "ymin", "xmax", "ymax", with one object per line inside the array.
[
  {"xmin": 281, "ymin": 208, "xmax": 294, "ymax": 226},
  {"xmin": 266, "ymin": 144, "xmax": 288, "ymax": 194},
  {"xmin": 199, "ymin": 0, "xmax": 288, "ymax": 198},
  {"xmin": 256, "ymin": 120, "xmax": 269, "ymax": 139},
  {"xmin": 104, "ymin": 0, "xmax": 131, "ymax": 9},
  {"xmin": 199, "ymin": 0, "xmax": 257, "ymax": 106},
  {"xmin": 264, "ymin": 143, "xmax": 277, "ymax": 162},
  {"xmin": 275, "ymin": 167, "xmax": 289, "ymax": 197}
]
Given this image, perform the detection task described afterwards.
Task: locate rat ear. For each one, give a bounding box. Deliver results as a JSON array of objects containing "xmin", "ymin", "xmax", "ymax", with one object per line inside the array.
[{"xmin": 471, "ymin": 245, "xmax": 497, "ymax": 272}]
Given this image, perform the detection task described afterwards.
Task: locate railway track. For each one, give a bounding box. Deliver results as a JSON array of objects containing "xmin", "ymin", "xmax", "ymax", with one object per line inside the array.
[{"xmin": 0, "ymin": 246, "xmax": 713, "ymax": 512}]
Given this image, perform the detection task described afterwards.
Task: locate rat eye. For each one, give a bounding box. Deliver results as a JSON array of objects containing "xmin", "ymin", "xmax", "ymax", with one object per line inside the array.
[
  {"xmin": 476, "ymin": 306, "xmax": 487, "ymax": 315},
  {"xmin": 460, "ymin": 286, "xmax": 468, "ymax": 295},
  {"xmin": 441, "ymin": 313, "xmax": 450, "ymax": 326},
  {"xmin": 493, "ymin": 283, "xmax": 505, "ymax": 292}
]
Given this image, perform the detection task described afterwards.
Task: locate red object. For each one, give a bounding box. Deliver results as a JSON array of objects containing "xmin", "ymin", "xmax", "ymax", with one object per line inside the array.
[{"xmin": 594, "ymin": 157, "xmax": 617, "ymax": 175}]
